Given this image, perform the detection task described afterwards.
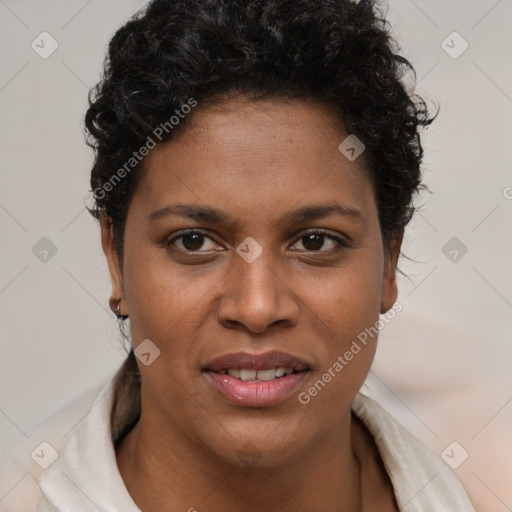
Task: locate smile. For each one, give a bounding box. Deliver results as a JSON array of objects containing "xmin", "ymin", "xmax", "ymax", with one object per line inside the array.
[
  {"xmin": 203, "ymin": 351, "xmax": 311, "ymax": 407},
  {"xmin": 216, "ymin": 367, "xmax": 295, "ymax": 381}
]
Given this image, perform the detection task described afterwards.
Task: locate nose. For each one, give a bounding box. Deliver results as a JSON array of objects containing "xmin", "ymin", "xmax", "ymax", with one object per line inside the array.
[{"xmin": 217, "ymin": 252, "xmax": 300, "ymax": 334}]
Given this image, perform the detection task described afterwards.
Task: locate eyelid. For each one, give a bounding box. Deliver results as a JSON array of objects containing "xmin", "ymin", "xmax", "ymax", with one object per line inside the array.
[
  {"xmin": 165, "ymin": 229, "xmax": 221, "ymax": 249},
  {"xmin": 289, "ymin": 228, "xmax": 350, "ymax": 251},
  {"xmin": 164, "ymin": 228, "xmax": 349, "ymax": 253}
]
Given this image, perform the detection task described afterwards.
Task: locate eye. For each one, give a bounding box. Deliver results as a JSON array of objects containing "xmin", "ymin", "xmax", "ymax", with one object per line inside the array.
[
  {"xmin": 166, "ymin": 230, "xmax": 221, "ymax": 253},
  {"xmin": 165, "ymin": 229, "xmax": 348, "ymax": 255},
  {"xmin": 289, "ymin": 230, "xmax": 348, "ymax": 253}
]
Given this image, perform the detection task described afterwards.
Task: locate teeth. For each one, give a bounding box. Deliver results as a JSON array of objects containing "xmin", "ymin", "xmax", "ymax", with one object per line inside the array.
[
  {"xmin": 256, "ymin": 369, "xmax": 277, "ymax": 381},
  {"xmin": 275, "ymin": 367, "xmax": 286, "ymax": 378},
  {"xmin": 222, "ymin": 367, "xmax": 294, "ymax": 381},
  {"xmin": 239, "ymin": 369, "xmax": 257, "ymax": 381}
]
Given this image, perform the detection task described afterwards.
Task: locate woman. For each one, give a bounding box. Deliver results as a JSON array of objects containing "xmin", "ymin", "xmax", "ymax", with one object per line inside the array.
[{"xmin": 34, "ymin": 0, "xmax": 476, "ymax": 510}]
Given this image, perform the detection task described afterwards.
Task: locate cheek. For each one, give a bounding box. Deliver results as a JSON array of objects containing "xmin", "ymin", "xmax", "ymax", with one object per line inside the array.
[
  {"xmin": 122, "ymin": 258, "xmax": 211, "ymax": 415},
  {"xmin": 123, "ymin": 237, "xmax": 214, "ymax": 327},
  {"xmin": 122, "ymin": 245, "xmax": 194, "ymax": 354},
  {"xmin": 313, "ymin": 255, "xmax": 383, "ymax": 335},
  {"xmin": 305, "ymin": 254, "xmax": 383, "ymax": 388}
]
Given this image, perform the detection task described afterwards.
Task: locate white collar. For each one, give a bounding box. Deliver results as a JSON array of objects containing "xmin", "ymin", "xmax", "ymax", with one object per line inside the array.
[{"xmin": 37, "ymin": 373, "xmax": 475, "ymax": 511}]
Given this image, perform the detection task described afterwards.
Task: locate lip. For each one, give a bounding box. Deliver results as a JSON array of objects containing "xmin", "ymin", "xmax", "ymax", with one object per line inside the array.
[
  {"xmin": 204, "ymin": 370, "xmax": 309, "ymax": 407},
  {"xmin": 204, "ymin": 350, "xmax": 310, "ymax": 372},
  {"xmin": 203, "ymin": 350, "xmax": 311, "ymax": 407}
]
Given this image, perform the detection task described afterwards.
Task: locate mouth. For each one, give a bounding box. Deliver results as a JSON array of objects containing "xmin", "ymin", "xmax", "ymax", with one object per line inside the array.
[
  {"xmin": 203, "ymin": 351, "xmax": 311, "ymax": 407},
  {"xmin": 213, "ymin": 367, "xmax": 300, "ymax": 381}
]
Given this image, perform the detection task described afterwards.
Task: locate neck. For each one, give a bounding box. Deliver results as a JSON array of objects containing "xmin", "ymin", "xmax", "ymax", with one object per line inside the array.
[{"xmin": 116, "ymin": 403, "xmax": 362, "ymax": 512}]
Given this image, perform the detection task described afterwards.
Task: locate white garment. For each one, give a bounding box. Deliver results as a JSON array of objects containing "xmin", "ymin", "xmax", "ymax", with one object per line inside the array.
[{"xmin": 1, "ymin": 368, "xmax": 476, "ymax": 512}]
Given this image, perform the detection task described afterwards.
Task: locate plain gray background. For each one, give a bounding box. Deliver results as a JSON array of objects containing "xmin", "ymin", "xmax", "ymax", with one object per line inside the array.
[{"xmin": 1, "ymin": 1, "xmax": 511, "ymax": 510}]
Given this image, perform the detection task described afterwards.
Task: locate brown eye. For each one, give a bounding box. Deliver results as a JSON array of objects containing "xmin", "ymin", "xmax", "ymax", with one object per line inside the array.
[
  {"xmin": 301, "ymin": 233, "xmax": 326, "ymax": 251},
  {"xmin": 290, "ymin": 230, "xmax": 348, "ymax": 253},
  {"xmin": 179, "ymin": 233, "xmax": 206, "ymax": 251},
  {"xmin": 167, "ymin": 230, "xmax": 220, "ymax": 253}
]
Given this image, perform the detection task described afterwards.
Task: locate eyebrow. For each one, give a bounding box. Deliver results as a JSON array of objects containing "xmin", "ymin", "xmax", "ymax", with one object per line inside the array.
[{"xmin": 148, "ymin": 201, "xmax": 363, "ymax": 226}]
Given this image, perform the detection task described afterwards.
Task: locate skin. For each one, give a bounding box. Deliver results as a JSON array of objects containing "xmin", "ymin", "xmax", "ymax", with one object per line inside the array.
[{"xmin": 102, "ymin": 96, "xmax": 402, "ymax": 511}]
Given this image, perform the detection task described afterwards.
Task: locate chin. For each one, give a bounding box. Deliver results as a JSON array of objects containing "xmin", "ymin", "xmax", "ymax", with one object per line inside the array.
[{"xmin": 198, "ymin": 418, "xmax": 311, "ymax": 470}]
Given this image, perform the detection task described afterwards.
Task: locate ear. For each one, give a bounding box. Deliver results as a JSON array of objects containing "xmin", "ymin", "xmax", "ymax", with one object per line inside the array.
[
  {"xmin": 380, "ymin": 228, "xmax": 404, "ymax": 314},
  {"xmin": 100, "ymin": 214, "xmax": 127, "ymax": 315}
]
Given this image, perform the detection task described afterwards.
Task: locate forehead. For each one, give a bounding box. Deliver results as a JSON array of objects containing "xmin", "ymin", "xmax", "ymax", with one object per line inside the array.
[{"xmin": 130, "ymin": 97, "xmax": 377, "ymax": 224}]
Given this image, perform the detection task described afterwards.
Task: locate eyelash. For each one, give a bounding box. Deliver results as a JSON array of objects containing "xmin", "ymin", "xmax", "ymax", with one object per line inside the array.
[{"xmin": 165, "ymin": 229, "xmax": 349, "ymax": 254}]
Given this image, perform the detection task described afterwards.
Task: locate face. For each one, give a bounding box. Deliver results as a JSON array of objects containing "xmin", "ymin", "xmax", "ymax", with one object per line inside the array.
[{"xmin": 102, "ymin": 96, "xmax": 401, "ymax": 468}]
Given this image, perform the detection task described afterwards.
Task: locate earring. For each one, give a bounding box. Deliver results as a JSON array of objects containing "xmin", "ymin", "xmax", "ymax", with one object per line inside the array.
[{"xmin": 109, "ymin": 297, "xmax": 129, "ymax": 320}]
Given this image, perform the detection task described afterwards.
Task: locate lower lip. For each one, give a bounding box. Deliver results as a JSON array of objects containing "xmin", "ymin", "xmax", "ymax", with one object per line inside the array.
[{"xmin": 204, "ymin": 370, "xmax": 309, "ymax": 407}]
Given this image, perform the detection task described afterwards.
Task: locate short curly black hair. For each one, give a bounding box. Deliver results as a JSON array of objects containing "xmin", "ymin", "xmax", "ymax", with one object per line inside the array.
[{"xmin": 85, "ymin": 0, "xmax": 435, "ymax": 260}]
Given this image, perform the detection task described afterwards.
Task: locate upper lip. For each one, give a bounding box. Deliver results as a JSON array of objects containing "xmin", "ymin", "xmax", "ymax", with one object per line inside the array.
[{"xmin": 204, "ymin": 350, "xmax": 310, "ymax": 372}]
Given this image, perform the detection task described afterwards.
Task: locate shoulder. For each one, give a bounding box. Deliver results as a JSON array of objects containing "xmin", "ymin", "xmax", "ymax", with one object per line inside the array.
[
  {"xmin": 1, "ymin": 358, "xmax": 142, "ymax": 512},
  {"xmin": 0, "ymin": 381, "xmax": 107, "ymax": 512},
  {"xmin": 352, "ymin": 392, "xmax": 477, "ymax": 512}
]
